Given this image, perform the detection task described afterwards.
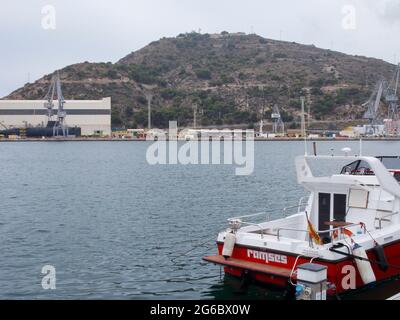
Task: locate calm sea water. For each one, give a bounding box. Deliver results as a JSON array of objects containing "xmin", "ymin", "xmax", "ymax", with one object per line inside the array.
[{"xmin": 0, "ymin": 140, "xmax": 399, "ymax": 300}]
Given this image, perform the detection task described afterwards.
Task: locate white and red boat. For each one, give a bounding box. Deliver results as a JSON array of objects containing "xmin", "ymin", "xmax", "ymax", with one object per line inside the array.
[{"xmin": 204, "ymin": 152, "xmax": 400, "ymax": 296}]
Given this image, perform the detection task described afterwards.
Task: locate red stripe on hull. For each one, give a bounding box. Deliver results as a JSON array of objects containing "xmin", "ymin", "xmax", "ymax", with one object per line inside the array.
[{"xmin": 217, "ymin": 241, "xmax": 400, "ymax": 295}]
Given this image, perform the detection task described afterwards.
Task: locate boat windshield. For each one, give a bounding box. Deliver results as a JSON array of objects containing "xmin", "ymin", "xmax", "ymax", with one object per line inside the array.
[
  {"xmin": 340, "ymin": 160, "xmax": 374, "ymax": 175},
  {"xmin": 341, "ymin": 156, "xmax": 400, "ymax": 182}
]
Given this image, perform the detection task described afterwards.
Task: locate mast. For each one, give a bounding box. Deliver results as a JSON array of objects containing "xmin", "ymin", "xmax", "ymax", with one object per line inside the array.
[{"xmin": 146, "ymin": 93, "xmax": 153, "ymax": 131}]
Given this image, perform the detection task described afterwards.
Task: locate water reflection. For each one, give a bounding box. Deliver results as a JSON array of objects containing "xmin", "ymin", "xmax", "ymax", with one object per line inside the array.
[
  {"xmin": 202, "ymin": 274, "xmax": 290, "ymax": 300},
  {"xmin": 202, "ymin": 274, "xmax": 400, "ymax": 300}
]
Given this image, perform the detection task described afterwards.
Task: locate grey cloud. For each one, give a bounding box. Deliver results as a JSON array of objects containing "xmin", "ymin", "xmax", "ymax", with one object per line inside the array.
[
  {"xmin": 381, "ymin": 0, "xmax": 400, "ymax": 22},
  {"xmin": 1, "ymin": 0, "xmax": 400, "ymax": 96},
  {"xmin": 362, "ymin": 0, "xmax": 400, "ymax": 24}
]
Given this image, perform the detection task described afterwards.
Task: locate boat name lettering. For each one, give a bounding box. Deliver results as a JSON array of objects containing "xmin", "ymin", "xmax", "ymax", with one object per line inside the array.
[{"xmin": 247, "ymin": 249, "xmax": 288, "ymax": 264}]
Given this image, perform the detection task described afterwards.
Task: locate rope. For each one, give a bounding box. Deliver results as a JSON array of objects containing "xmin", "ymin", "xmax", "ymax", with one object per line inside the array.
[
  {"xmin": 171, "ymin": 235, "xmax": 217, "ymax": 264},
  {"xmin": 329, "ymin": 246, "xmax": 400, "ymax": 270},
  {"xmin": 289, "ymin": 255, "xmax": 305, "ymax": 286},
  {"xmin": 359, "ymin": 222, "xmax": 379, "ymax": 245}
]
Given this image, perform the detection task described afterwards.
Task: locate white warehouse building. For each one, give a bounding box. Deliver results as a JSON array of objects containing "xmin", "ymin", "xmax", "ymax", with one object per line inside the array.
[{"xmin": 0, "ymin": 97, "xmax": 111, "ymax": 136}]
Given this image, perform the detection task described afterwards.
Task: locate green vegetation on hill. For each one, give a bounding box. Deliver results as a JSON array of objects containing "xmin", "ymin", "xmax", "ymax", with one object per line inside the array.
[{"xmin": 5, "ymin": 32, "xmax": 396, "ymax": 128}]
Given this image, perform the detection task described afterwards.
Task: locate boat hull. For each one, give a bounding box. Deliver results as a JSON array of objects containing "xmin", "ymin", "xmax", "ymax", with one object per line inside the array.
[{"xmin": 215, "ymin": 240, "xmax": 400, "ymax": 295}]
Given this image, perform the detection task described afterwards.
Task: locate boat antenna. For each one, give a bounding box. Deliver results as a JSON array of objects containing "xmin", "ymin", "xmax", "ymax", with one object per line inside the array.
[
  {"xmin": 304, "ymin": 136, "xmax": 308, "ymax": 156},
  {"xmin": 359, "ymin": 138, "xmax": 363, "ymax": 157},
  {"xmin": 301, "ymin": 96, "xmax": 308, "ymax": 155}
]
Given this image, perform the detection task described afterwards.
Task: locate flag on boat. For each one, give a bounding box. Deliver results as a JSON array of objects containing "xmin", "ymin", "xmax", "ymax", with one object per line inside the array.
[{"xmin": 307, "ymin": 217, "xmax": 322, "ymax": 245}]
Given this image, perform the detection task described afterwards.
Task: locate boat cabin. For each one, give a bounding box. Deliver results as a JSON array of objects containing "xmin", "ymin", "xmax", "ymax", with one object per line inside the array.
[
  {"xmin": 302, "ymin": 156, "xmax": 400, "ymax": 243},
  {"xmin": 225, "ymin": 155, "xmax": 400, "ymax": 247}
]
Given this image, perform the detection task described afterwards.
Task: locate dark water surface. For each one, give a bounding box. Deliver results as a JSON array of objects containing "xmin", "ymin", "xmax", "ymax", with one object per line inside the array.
[{"xmin": 0, "ymin": 140, "xmax": 399, "ymax": 299}]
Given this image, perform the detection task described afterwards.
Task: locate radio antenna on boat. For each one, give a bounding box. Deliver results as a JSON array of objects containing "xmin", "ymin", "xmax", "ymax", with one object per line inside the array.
[
  {"xmin": 359, "ymin": 138, "xmax": 363, "ymax": 157},
  {"xmin": 341, "ymin": 147, "xmax": 352, "ymax": 157},
  {"xmin": 301, "ymin": 96, "xmax": 308, "ymax": 155},
  {"xmin": 304, "ymin": 137, "xmax": 308, "ymax": 156}
]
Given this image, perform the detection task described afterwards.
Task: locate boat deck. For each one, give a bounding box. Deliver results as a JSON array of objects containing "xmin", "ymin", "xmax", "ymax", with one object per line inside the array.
[{"xmin": 203, "ymin": 255, "xmax": 292, "ymax": 279}]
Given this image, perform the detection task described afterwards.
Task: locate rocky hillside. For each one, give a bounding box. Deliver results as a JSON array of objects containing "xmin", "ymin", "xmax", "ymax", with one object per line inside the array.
[{"xmin": 5, "ymin": 32, "xmax": 396, "ymax": 129}]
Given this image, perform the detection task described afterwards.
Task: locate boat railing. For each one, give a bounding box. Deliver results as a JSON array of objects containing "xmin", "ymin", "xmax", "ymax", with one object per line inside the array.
[
  {"xmin": 375, "ymin": 211, "xmax": 400, "ymax": 229},
  {"xmin": 276, "ymin": 222, "xmax": 363, "ymax": 246},
  {"xmin": 234, "ymin": 221, "xmax": 268, "ymax": 238},
  {"xmin": 318, "ymin": 223, "xmax": 362, "ymax": 243},
  {"xmin": 228, "ymin": 211, "xmax": 274, "ymax": 222},
  {"xmin": 228, "ymin": 197, "xmax": 309, "ymax": 226},
  {"xmin": 282, "ymin": 197, "xmax": 308, "ymax": 217},
  {"xmin": 227, "ymin": 211, "xmax": 275, "ymax": 238},
  {"xmin": 276, "ymin": 227, "xmax": 313, "ymax": 246}
]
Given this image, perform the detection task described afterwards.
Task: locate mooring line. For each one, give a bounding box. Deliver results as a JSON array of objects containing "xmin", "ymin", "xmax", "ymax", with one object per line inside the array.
[
  {"xmin": 329, "ymin": 247, "xmax": 400, "ymax": 270},
  {"xmin": 171, "ymin": 235, "xmax": 218, "ymax": 264}
]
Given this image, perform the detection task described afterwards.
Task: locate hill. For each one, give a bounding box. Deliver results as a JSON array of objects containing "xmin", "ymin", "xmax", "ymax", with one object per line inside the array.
[{"xmin": 4, "ymin": 32, "xmax": 396, "ymax": 129}]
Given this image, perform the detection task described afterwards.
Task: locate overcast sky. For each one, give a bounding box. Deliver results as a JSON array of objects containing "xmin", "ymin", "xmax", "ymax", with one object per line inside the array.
[{"xmin": 1, "ymin": 0, "xmax": 400, "ymax": 97}]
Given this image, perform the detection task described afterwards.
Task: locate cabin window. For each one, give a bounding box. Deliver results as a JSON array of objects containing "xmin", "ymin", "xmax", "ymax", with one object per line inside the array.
[
  {"xmin": 334, "ymin": 194, "xmax": 347, "ymax": 221},
  {"xmin": 341, "ymin": 160, "xmax": 373, "ymax": 175},
  {"xmin": 356, "ymin": 161, "xmax": 374, "ymax": 175},
  {"xmin": 348, "ymin": 188, "xmax": 369, "ymax": 209},
  {"xmin": 341, "ymin": 160, "xmax": 359, "ymax": 174},
  {"xmin": 318, "ymin": 193, "xmax": 331, "ymax": 231}
]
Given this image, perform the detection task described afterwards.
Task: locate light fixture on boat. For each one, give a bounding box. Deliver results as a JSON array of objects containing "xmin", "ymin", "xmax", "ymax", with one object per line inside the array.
[{"xmin": 341, "ymin": 147, "xmax": 352, "ymax": 156}]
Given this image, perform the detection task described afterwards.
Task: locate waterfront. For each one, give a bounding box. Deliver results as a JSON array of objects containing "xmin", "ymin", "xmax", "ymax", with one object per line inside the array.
[{"xmin": 0, "ymin": 140, "xmax": 399, "ymax": 299}]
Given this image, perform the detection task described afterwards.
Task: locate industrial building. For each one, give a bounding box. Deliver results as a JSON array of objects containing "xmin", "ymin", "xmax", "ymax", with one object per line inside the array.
[{"xmin": 0, "ymin": 97, "xmax": 111, "ymax": 136}]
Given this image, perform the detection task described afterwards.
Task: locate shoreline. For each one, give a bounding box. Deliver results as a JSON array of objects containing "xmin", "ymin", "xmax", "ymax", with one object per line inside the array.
[{"xmin": 1, "ymin": 137, "xmax": 400, "ymax": 142}]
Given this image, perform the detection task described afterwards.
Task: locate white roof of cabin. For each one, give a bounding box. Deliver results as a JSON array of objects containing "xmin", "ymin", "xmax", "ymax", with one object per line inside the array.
[{"xmin": 296, "ymin": 156, "xmax": 400, "ymax": 198}]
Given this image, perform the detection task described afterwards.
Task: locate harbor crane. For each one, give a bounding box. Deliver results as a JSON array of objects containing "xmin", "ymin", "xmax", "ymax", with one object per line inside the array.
[
  {"xmin": 384, "ymin": 63, "xmax": 400, "ymax": 136},
  {"xmin": 361, "ymin": 64, "xmax": 400, "ymax": 136},
  {"xmin": 43, "ymin": 72, "xmax": 68, "ymax": 137},
  {"xmin": 363, "ymin": 79, "xmax": 385, "ymax": 135},
  {"xmin": 385, "ymin": 63, "xmax": 400, "ymax": 122},
  {"xmin": 271, "ymin": 104, "xmax": 285, "ymax": 135}
]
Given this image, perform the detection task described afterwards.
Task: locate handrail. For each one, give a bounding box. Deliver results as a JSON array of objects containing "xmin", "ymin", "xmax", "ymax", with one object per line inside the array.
[
  {"xmin": 237, "ymin": 221, "xmax": 266, "ymax": 238},
  {"xmin": 375, "ymin": 211, "xmax": 400, "ymax": 229},
  {"xmin": 228, "ymin": 199, "xmax": 309, "ymax": 223},
  {"xmin": 276, "ymin": 227, "xmax": 309, "ymax": 241},
  {"xmin": 283, "ymin": 197, "xmax": 308, "ymax": 217},
  {"xmin": 319, "ymin": 223, "xmax": 361, "ymax": 244},
  {"xmin": 282, "ymin": 205, "xmax": 301, "ymax": 215},
  {"xmin": 228, "ymin": 211, "xmax": 273, "ymax": 222},
  {"xmin": 298, "ymin": 196, "xmax": 307, "ymax": 212},
  {"xmin": 318, "ymin": 223, "xmax": 360, "ymax": 234},
  {"xmin": 226, "ymin": 198, "xmax": 310, "ymax": 240},
  {"xmin": 276, "ymin": 222, "xmax": 361, "ymax": 244},
  {"xmin": 376, "ymin": 211, "xmax": 399, "ymax": 220}
]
